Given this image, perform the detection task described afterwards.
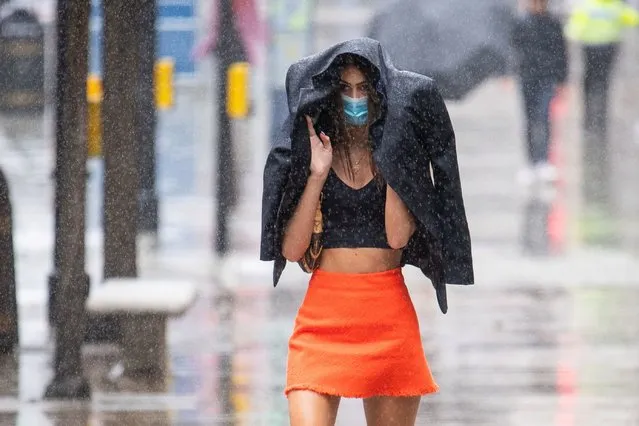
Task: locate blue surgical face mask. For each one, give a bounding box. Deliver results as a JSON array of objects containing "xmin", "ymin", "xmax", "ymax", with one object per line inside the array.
[{"xmin": 341, "ymin": 94, "xmax": 368, "ymax": 127}]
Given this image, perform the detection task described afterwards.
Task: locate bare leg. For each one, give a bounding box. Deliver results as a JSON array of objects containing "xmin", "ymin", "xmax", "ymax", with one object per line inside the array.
[
  {"xmin": 363, "ymin": 396, "xmax": 421, "ymax": 426},
  {"xmin": 288, "ymin": 390, "xmax": 341, "ymax": 426}
]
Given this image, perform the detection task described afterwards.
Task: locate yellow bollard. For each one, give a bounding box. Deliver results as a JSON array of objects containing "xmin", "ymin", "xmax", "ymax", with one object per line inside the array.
[
  {"xmin": 227, "ymin": 62, "xmax": 250, "ymax": 119},
  {"xmin": 155, "ymin": 57, "xmax": 175, "ymax": 110},
  {"xmin": 87, "ymin": 74, "xmax": 103, "ymax": 158}
]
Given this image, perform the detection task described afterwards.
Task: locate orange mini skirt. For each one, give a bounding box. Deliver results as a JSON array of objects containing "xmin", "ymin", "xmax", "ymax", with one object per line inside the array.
[{"xmin": 285, "ymin": 267, "xmax": 439, "ymax": 398}]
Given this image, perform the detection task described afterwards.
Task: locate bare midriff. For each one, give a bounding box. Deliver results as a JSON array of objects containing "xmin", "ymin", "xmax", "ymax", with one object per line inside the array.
[{"xmin": 318, "ymin": 248, "xmax": 402, "ymax": 273}]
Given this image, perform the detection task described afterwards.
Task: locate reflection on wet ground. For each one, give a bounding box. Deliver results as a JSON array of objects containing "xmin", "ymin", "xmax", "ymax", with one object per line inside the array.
[{"xmin": 1, "ymin": 278, "xmax": 637, "ymax": 425}]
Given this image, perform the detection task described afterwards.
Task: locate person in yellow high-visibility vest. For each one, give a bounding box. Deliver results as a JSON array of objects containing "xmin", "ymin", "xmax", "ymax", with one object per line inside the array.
[{"xmin": 565, "ymin": 0, "xmax": 639, "ymax": 208}]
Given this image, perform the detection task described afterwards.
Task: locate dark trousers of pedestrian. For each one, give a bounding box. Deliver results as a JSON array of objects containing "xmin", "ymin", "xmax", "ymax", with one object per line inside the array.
[
  {"xmin": 582, "ymin": 43, "xmax": 618, "ymax": 209},
  {"xmin": 583, "ymin": 44, "xmax": 618, "ymax": 139},
  {"xmin": 520, "ymin": 78, "xmax": 556, "ymax": 166}
]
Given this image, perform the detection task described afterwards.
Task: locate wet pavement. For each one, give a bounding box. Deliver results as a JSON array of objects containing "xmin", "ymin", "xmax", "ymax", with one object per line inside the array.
[
  {"xmin": 1, "ymin": 8, "xmax": 639, "ymax": 425},
  {"xmin": 3, "ymin": 264, "xmax": 639, "ymax": 425}
]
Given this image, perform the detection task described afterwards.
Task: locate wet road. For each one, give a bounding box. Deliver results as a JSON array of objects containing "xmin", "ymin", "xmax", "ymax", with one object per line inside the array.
[
  {"xmin": 1, "ymin": 274, "xmax": 638, "ymax": 425},
  {"xmin": 195, "ymin": 279, "xmax": 639, "ymax": 426}
]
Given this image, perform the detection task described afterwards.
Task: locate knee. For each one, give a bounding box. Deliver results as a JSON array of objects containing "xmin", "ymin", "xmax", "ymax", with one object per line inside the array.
[{"xmin": 288, "ymin": 390, "xmax": 340, "ymax": 426}]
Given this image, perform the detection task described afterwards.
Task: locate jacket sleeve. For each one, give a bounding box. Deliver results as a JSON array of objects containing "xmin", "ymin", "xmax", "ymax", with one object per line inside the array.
[
  {"xmin": 552, "ymin": 18, "xmax": 569, "ymax": 84},
  {"xmin": 621, "ymin": 5, "xmax": 639, "ymax": 27},
  {"xmin": 260, "ymin": 117, "xmax": 292, "ymax": 262},
  {"xmin": 421, "ymin": 81, "xmax": 474, "ymax": 284},
  {"xmin": 507, "ymin": 18, "xmax": 522, "ymax": 76},
  {"xmin": 510, "ymin": 17, "xmax": 523, "ymax": 51},
  {"xmin": 564, "ymin": 6, "xmax": 588, "ymax": 41}
]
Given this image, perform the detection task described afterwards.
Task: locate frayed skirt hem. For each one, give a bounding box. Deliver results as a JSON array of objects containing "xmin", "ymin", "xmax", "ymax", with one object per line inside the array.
[{"xmin": 284, "ymin": 383, "xmax": 440, "ymax": 399}]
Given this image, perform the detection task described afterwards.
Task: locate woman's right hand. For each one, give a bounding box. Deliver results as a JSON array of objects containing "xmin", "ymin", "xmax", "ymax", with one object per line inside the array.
[{"xmin": 305, "ymin": 115, "xmax": 332, "ymax": 178}]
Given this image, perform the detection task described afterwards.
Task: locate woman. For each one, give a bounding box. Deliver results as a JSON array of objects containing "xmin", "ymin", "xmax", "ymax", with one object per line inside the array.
[{"xmin": 261, "ymin": 39, "xmax": 474, "ymax": 425}]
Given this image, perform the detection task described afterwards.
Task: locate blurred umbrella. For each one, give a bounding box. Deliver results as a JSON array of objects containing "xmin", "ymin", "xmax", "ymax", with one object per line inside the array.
[{"xmin": 367, "ymin": 0, "xmax": 514, "ymax": 100}]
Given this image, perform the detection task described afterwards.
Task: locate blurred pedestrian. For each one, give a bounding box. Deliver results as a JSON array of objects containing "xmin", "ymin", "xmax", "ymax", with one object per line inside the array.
[
  {"xmin": 261, "ymin": 38, "xmax": 473, "ymax": 425},
  {"xmin": 192, "ymin": 0, "xmax": 264, "ymax": 65},
  {"xmin": 511, "ymin": 0, "xmax": 569, "ymax": 185},
  {"xmin": 565, "ymin": 0, "xmax": 639, "ymax": 208},
  {"xmin": 566, "ymin": 0, "xmax": 639, "ymax": 141}
]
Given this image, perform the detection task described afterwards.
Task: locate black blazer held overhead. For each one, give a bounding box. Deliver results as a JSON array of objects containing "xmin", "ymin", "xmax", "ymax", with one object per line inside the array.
[{"xmin": 260, "ymin": 38, "xmax": 474, "ymax": 314}]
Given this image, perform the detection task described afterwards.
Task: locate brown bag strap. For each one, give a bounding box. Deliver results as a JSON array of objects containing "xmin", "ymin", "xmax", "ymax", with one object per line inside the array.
[{"xmin": 312, "ymin": 192, "xmax": 323, "ymax": 234}]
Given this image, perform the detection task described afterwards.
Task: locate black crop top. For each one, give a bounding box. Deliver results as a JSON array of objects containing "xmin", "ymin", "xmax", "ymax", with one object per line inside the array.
[{"xmin": 321, "ymin": 169, "xmax": 391, "ymax": 249}]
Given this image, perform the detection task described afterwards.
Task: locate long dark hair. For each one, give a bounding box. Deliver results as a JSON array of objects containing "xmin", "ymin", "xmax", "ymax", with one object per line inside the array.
[{"xmin": 322, "ymin": 54, "xmax": 382, "ymax": 183}]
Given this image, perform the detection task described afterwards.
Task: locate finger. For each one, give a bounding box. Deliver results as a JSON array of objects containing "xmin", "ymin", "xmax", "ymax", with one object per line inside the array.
[
  {"xmin": 319, "ymin": 132, "xmax": 331, "ymax": 148},
  {"xmin": 305, "ymin": 115, "xmax": 317, "ymax": 137}
]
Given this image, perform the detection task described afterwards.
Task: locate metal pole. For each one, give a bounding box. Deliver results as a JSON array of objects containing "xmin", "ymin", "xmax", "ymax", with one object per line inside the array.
[
  {"xmin": 0, "ymin": 169, "xmax": 18, "ymax": 354},
  {"xmin": 47, "ymin": 0, "xmax": 91, "ymax": 327},
  {"xmin": 46, "ymin": 0, "xmax": 64, "ymax": 326},
  {"xmin": 137, "ymin": 0, "xmax": 159, "ymax": 234},
  {"xmin": 44, "ymin": 0, "xmax": 91, "ymax": 400},
  {"xmin": 103, "ymin": 0, "xmax": 139, "ymax": 278},
  {"xmin": 214, "ymin": 0, "xmax": 245, "ymax": 255},
  {"xmin": 88, "ymin": 0, "xmax": 140, "ymax": 344}
]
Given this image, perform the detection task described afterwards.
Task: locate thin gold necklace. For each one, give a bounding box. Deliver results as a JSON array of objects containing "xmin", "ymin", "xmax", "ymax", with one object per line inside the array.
[{"xmin": 351, "ymin": 151, "xmax": 367, "ymax": 173}]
